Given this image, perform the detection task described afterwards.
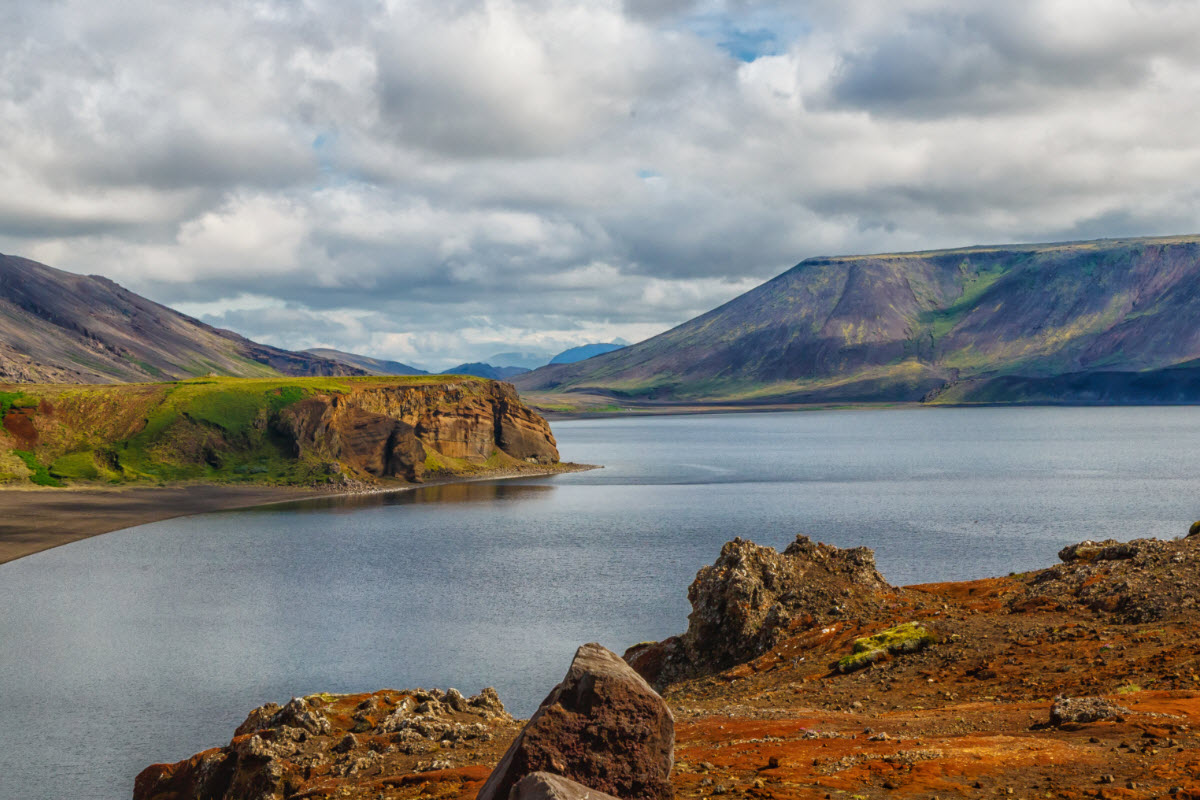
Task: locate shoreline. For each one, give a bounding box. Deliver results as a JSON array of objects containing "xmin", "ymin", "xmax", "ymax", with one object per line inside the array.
[{"xmin": 0, "ymin": 462, "xmax": 596, "ymax": 567}]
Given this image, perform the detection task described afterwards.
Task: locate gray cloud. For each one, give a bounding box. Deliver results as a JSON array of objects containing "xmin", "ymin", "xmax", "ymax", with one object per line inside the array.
[{"xmin": 2, "ymin": 0, "xmax": 1200, "ymax": 367}]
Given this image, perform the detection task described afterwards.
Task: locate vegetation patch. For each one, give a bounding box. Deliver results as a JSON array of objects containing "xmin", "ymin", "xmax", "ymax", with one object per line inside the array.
[
  {"xmin": 0, "ymin": 390, "xmax": 33, "ymax": 418},
  {"xmin": 12, "ymin": 449, "xmax": 64, "ymax": 487},
  {"xmin": 835, "ymin": 622, "xmax": 936, "ymax": 674}
]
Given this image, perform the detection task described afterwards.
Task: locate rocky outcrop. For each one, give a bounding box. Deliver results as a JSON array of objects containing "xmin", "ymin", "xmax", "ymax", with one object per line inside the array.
[
  {"xmin": 131, "ymin": 644, "xmax": 675, "ymax": 800},
  {"xmin": 132, "ymin": 688, "xmax": 518, "ymax": 800},
  {"xmin": 276, "ymin": 398, "xmax": 427, "ymax": 481},
  {"xmin": 332, "ymin": 381, "xmax": 558, "ymax": 466},
  {"xmin": 274, "ymin": 380, "xmax": 559, "ymax": 482},
  {"xmin": 1022, "ymin": 533, "xmax": 1200, "ymax": 623},
  {"xmin": 478, "ymin": 643, "xmax": 675, "ymax": 800},
  {"xmin": 627, "ymin": 535, "xmax": 891, "ymax": 687}
]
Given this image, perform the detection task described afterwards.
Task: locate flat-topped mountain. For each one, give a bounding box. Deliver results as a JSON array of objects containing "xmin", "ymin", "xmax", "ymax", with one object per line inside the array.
[
  {"xmin": 0, "ymin": 254, "xmax": 363, "ymax": 384},
  {"xmin": 516, "ymin": 234, "xmax": 1200, "ymax": 404}
]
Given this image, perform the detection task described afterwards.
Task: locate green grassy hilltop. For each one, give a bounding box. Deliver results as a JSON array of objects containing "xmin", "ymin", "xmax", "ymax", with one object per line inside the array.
[{"xmin": 0, "ymin": 375, "xmax": 519, "ymax": 487}]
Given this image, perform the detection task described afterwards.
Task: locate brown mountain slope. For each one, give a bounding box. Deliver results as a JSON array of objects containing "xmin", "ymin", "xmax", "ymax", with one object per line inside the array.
[
  {"xmin": 515, "ymin": 234, "xmax": 1200, "ymax": 404},
  {"xmin": 0, "ymin": 254, "xmax": 363, "ymax": 383},
  {"xmin": 302, "ymin": 348, "xmax": 429, "ymax": 376}
]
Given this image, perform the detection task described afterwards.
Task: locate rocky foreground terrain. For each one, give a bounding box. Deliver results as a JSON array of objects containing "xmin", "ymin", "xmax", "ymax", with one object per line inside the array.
[{"xmin": 136, "ymin": 527, "xmax": 1200, "ymax": 800}]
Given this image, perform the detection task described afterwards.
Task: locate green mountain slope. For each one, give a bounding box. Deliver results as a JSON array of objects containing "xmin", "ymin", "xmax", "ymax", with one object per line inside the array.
[
  {"xmin": 515, "ymin": 235, "xmax": 1200, "ymax": 404},
  {"xmin": 0, "ymin": 254, "xmax": 364, "ymax": 383}
]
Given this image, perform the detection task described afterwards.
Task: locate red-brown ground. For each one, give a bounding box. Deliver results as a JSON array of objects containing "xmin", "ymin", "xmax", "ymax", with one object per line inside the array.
[{"xmin": 137, "ymin": 534, "xmax": 1200, "ymax": 800}]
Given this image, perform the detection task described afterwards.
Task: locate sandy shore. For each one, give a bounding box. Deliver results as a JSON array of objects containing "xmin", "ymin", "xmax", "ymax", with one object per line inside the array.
[{"xmin": 0, "ymin": 464, "xmax": 594, "ymax": 567}]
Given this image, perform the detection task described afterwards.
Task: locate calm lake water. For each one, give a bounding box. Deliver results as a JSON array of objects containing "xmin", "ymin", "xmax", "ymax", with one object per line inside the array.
[{"xmin": 3, "ymin": 407, "xmax": 1200, "ymax": 799}]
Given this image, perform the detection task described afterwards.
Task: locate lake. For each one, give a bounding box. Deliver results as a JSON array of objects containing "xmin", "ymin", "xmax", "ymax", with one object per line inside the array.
[{"xmin": 2, "ymin": 407, "xmax": 1200, "ymax": 800}]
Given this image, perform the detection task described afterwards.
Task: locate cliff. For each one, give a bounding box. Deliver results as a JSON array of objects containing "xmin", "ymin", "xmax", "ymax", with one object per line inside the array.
[
  {"xmin": 515, "ymin": 234, "xmax": 1200, "ymax": 407},
  {"xmin": 0, "ymin": 376, "xmax": 559, "ymax": 487}
]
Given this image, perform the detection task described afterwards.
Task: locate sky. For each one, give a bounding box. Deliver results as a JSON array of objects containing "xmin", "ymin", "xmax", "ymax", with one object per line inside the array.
[{"xmin": 3, "ymin": 0, "xmax": 1200, "ymax": 370}]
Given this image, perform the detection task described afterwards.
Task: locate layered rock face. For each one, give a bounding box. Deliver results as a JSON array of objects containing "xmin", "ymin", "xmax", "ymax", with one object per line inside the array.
[
  {"xmin": 274, "ymin": 380, "xmax": 558, "ymax": 482},
  {"xmin": 626, "ymin": 535, "xmax": 892, "ymax": 686},
  {"xmin": 478, "ymin": 643, "xmax": 675, "ymax": 800},
  {"xmin": 337, "ymin": 381, "xmax": 559, "ymax": 465}
]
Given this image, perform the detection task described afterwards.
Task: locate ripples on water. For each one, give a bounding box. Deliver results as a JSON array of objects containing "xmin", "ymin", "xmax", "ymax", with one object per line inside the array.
[{"xmin": 2, "ymin": 407, "xmax": 1200, "ymax": 799}]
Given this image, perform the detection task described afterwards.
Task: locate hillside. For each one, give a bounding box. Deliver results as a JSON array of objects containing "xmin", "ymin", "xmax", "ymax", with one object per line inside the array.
[
  {"xmin": 0, "ymin": 376, "xmax": 559, "ymax": 487},
  {"xmin": 0, "ymin": 254, "xmax": 363, "ymax": 383},
  {"xmin": 303, "ymin": 347, "xmax": 429, "ymax": 376},
  {"xmin": 443, "ymin": 362, "xmax": 531, "ymax": 380},
  {"xmin": 516, "ymin": 234, "xmax": 1200, "ymax": 405},
  {"xmin": 549, "ymin": 342, "xmax": 624, "ymax": 364}
]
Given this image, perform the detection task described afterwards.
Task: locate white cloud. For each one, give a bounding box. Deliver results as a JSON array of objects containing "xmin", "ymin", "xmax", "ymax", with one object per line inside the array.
[{"xmin": 2, "ymin": 0, "xmax": 1200, "ymax": 366}]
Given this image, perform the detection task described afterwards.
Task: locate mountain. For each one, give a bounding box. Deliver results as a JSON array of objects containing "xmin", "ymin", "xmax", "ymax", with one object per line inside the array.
[
  {"xmin": 549, "ymin": 343, "xmax": 625, "ymax": 364},
  {"xmin": 442, "ymin": 362, "xmax": 531, "ymax": 380},
  {"xmin": 515, "ymin": 234, "xmax": 1200, "ymax": 404},
  {"xmin": 303, "ymin": 348, "xmax": 428, "ymax": 376},
  {"xmin": 485, "ymin": 350, "xmax": 554, "ymax": 369},
  {"xmin": 0, "ymin": 253, "xmax": 363, "ymax": 383}
]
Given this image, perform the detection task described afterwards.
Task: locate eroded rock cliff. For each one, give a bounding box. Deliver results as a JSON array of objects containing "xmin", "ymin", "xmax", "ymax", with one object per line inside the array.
[{"xmin": 275, "ymin": 380, "xmax": 559, "ymax": 483}]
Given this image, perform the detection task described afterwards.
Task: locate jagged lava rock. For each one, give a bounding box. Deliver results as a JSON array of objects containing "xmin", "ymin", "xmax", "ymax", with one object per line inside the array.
[
  {"xmin": 477, "ymin": 643, "xmax": 675, "ymax": 800},
  {"xmin": 1024, "ymin": 533, "xmax": 1200, "ymax": 623},
  {"xmin": 132, "ymin": 688, "xmax": 517, "ymax": 800},
  {"xmin": 629, "ymin": 535, "xmax": 890, "ymax": 686},
  {"xmin": 511, "ymin": 772, "xmax": 623, "ymax": 800}
]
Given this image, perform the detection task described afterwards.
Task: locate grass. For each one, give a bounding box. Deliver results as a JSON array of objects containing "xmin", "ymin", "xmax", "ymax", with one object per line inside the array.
[
  {"xmin": 0, "ymin": 390, "xmax": 34, "ymax": 417},
  {"xmin": 2, "ymin": 375, "xmax": 506, "ymax": 487},
  {"xmin": 836, "ymin": 622, "xmax": 936, "ymax": 674},
  {"xmin": 12, "ymin": 449, "xmax": 64, "ymax": 487}
]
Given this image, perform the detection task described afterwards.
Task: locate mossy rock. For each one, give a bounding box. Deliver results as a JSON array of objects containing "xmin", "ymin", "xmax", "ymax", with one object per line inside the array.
[
  {"xmin": 1188, "ymin": 520, "xmax": 1200, "ymax": 538},
  {"xmin": 835, "ymin": 622, "xmax": 936, "ymax": 674}
]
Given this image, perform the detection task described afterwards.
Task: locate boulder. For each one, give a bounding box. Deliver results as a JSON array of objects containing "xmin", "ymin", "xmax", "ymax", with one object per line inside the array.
[
  {"xmin": 511, "ymin": 772, "xmax": 624, "ymax": 800},
  {"xmin": 477, "ymin": 643, "xmax": 674, "ymax": 800},
  {"xmin": 1049, "ymin": 696, "xmax": 1130, "ymax": 726}
]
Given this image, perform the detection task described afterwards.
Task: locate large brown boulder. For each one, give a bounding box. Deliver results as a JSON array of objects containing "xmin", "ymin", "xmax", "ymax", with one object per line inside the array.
[
  {"xmin": 477, "ymin": 643, "xmax": 674, "ymax": 800},
  {"xmin": 628, "ymin": 535, "xmax": 892, "ymax": 687}
]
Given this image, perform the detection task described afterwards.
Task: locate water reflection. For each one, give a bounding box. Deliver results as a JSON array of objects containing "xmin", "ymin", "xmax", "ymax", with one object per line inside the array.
[{"xmin": 256, "ymin": 479, "xmax": 557, "ymax": 514}]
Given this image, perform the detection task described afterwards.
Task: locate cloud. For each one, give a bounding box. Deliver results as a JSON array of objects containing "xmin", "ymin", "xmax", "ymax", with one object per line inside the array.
[{"xmin": 2, "ymin": 0, "xmax": 1200, "ymax": 366}]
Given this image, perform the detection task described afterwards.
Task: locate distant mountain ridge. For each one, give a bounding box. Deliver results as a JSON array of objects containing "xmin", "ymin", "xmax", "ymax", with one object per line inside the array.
[
  {"xmin": 0, "ymin": 254, "xmax": 363, "ymax": 383},
  {"xmin": 303, "ymin": 348, "xmax": 428, "ymax": 376},
  {"xmin": 442, "ymin": 362, "xmax": 531, "ymax": 380},
  {"xmin": 549, "ymin": 343, "xmax": 624, "ymax": 364},
  {"xmin": 516, "ymin": 234, "xmax": 1200, "ymax": 404}
]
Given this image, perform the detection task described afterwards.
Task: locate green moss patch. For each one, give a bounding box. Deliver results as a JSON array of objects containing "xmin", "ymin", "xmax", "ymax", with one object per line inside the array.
[
  {"xmin": 835, "ymin": 622, "xmax": 936, "ymax": 674},
  {"xmin": 12, "ymin": 449, "xmax": 64, "ymax": 487}
]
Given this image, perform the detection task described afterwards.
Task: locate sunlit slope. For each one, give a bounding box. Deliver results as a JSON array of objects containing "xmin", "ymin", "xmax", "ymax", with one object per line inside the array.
[
  {"xmin": 0, "ymin": 375, "xmax": 558, "ymax": 486},
  {"xmin": 0, "ymin": 254, "xmax": 363, "ymax": 383},
  {"xmin": 516, "ymin": 235, "xmax": 1200, "ymax": 403}
]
